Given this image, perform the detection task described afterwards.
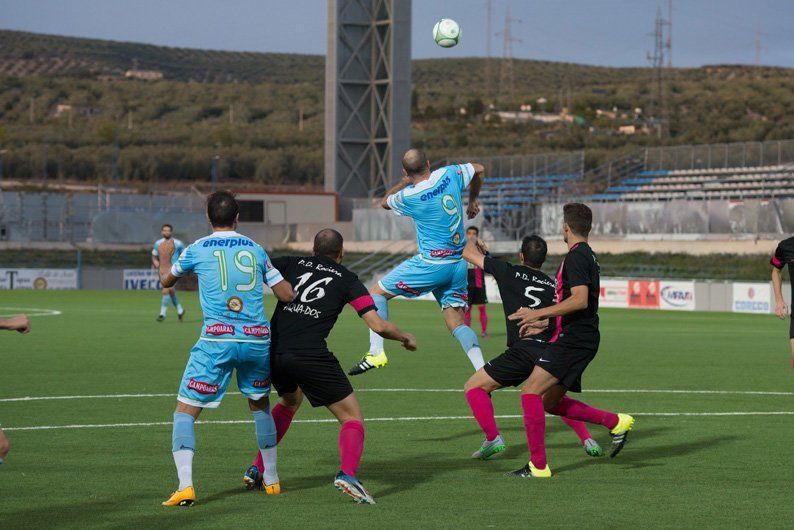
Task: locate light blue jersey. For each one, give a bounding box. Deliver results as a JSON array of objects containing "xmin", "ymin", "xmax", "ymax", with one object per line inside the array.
[
  {"xmin": 386, "ymin": 163, "xmax": 475, "ymax": 264},
  {"xmin": 153, "ymin": 237, "xmax": 185, "ymax": 265},
  {"xmin": 171, "ymin": 231, "xmax": 283, "ymax": 342}
]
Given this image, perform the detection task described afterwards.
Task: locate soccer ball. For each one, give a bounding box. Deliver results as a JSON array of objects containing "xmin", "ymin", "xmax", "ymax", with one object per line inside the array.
[{"xmin": 433, "ymin": 18, "xmax": 461, "ymax": 48}]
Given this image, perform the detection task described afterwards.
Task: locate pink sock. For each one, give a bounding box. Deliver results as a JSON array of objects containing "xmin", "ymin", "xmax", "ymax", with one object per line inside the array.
[
  {"xmin": 339, "ymin": 420, "xmax": 365, "ymax": 477},
  {"xmin": 559, "ymin": 416, "xmax": 593, "ymax": 444},
  {"xmin": 465, "ymin": 388, "xmax": 499, "ymax": 441},
  {"xmin": 550, "ymin": 395, "xmax": 619, "ymax": 430},
  {"xmin": 478, "ymin": 306, "xmax": 488, "ymax": 335},
  {"xmin": 252, "ymin": 403, "xmax": 296, "ymax": 472},
  {"xmin": 464, "ymin": 306, "xmax": 472, "ymax": 327},
  {"xmin": 521, "ymin": 393, "xmax": 547, "ymax": 470}
]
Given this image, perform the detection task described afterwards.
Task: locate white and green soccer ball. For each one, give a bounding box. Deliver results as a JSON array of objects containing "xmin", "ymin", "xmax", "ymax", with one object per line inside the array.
[{"xmin": 433, "ymin": 18, "xmax": 461, "ymax": 48}]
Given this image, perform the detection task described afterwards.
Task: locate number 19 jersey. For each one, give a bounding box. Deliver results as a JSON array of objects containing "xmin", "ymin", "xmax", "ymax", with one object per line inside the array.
[
  {"xmin": 171, "ymin": 230, "xmax": 284, "ymax": 342},
  {"xmin": 386, "ymin": 163, "xmax": 475, "ymax": 264}
]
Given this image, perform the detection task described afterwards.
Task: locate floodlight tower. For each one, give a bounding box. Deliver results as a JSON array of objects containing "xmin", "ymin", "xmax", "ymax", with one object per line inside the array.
[{"xmin": 324, "ymin": 0, "xmax": 412, "ymax": 208}]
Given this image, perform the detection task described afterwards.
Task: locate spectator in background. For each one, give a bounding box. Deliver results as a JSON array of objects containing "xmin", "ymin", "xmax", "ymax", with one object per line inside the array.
[
  {"xmin": 0, "ymin": 313, "xmax": 31, "ymax": 465},
  {"xmin": 770, "ymin": 237, "xmax": 794, "ymax": 368},
  {"xmin": 465, "ymin": 227, "xmax": 489, "ymax": 338}
]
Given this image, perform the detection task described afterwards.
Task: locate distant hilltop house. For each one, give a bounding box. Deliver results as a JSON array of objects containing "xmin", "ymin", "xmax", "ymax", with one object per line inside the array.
[{"xmin": 124, "ymin": 69, "xmax": 164, "ymax": 81}]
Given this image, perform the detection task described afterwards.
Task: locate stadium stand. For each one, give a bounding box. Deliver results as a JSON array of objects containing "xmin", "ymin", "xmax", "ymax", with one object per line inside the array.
[{"xmin": 595, "ymin": 164, "xmax": 794, "ymax": 201}]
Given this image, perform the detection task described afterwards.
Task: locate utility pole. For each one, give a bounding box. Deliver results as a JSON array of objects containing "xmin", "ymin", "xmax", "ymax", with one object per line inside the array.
[
  {"xmin": 496, "ymin": 6, "xmax": 521, "ymax": 99},
  {"xmin": 647, "ymin": 6, "xmax": 670, "ymax": 139},
  {"xmin": 485, "ymin": 0, "xmax": 493, "ymax": 99},
  {"xmin": 755, "ymin": 23, "xmax": 767, "ymax": 66}
]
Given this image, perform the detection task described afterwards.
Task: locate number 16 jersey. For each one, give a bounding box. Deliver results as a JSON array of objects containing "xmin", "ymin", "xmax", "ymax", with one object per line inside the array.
[
  {"xmin": 171, "ymin": 230, "xmax": 284, "ymax": 342},
  {"xmin": 268, "ymin": 255, "xmax": 377, "ymax": 355}
]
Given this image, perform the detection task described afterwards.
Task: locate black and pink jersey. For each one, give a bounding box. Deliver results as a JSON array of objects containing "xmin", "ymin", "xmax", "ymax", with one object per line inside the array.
[
  {"xmin": 552, "ymin": 242, "xmax": 600, "ymax": 343},
  {"xmin": 269, "ymin": 255, "xmax": 376, "ymax": 355},
  {"xmin": 771, "ymin": 236, "xmax": 794, "ymax": 283}
]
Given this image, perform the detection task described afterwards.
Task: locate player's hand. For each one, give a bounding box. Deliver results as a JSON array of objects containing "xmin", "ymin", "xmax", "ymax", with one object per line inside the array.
[
  {"xmin": 519, "ymin": 319, "xmax": 548, "ymax": 338},
  {"xmin": 401, "ymin": 333, "xmax": 417, "ymax": 351},
  {"xmin": 508, "ymin": 307, "xmax": 539, "ymax": 324},
  {"xmin": 466, "ymin": 200, "xmax": 480, "ymax": 220},
  {"xmin": 6, "ymin": 314, "xmax": 31, "ymax": 334},
  {"xmin": 775, "ymin": 301, "xmax": 788, "ymax": 319},
  {"xmin": 475, "ymin": 238, "xmax": 488, "ymax": 254}
]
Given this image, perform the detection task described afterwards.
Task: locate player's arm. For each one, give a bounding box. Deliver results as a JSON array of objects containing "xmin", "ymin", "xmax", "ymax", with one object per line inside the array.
[
  {"xmin": 380, "ymin": 176, "xmax": 412, "ymax": 210},
  {"xmin": 271, "ymin": 279, "xmax": 296, "ymax": 303},
  {"xmin": 361, "ymin": 310, "xmax": 417, "ymax": 351},
  {"xmin": 0, "ymin": 314, "xmax": 31, "ymax": 334},
  {"xmin": 509, "ymin": 285, "xmax": 587, "ymax": 336},
  {"xmin": 466, "ymin": 163, "xmax": 485, "ymax": 219},
  {"xmin": 462, "ymin": 237, "xmax": 486, "ymax": 269},
  {"xmin": 771, "ymin": 265, "xmax": 787, "ymax": 320},
  {"xmin": 157, "ymin": 239, "xmax": 179, "ymax": 288}
]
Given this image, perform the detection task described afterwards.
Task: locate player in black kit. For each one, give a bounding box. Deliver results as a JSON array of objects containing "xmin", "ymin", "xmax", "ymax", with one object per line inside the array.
[
  {"xmin": 462, "ymin": 235, "xmax": 603, "ymax": 462},
  {"xmin": 770, "ymin": 236, "xmax": 794, "ymax": 368},
  {"xmin": 507, "ymin": 203, "xmax": 633, "ymax": 478},
  {"xmin": 244, "ymin": 229, "xmax": 416, "ymax": 504}
]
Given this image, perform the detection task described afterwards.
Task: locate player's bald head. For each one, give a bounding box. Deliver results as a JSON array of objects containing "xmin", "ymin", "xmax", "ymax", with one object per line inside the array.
[
  {"xmin": 402, "ymin": 148, "xmax": 429, "ymax": 177},
  {"xmin": 313, "ymin": 228, "xmax": 344, "ymax": 260}
]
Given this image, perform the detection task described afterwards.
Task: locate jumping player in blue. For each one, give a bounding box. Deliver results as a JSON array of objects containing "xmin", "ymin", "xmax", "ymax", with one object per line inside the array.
[
  {"xmin": 152, "ymin": 224, "xmax": 186, "ymax": 322},
  {"xmin": 157, "ymin": 191, "xmax": 295, "ymax": 507},
  {"xmin": 349, "ymin": 148, "xmax": 486, "ymax": 375}
]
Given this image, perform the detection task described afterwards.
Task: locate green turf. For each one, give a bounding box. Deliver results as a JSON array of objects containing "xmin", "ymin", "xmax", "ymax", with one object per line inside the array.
[{"xmin": 1, "ymin": 291, "xmax": 793, "ymax": 528}]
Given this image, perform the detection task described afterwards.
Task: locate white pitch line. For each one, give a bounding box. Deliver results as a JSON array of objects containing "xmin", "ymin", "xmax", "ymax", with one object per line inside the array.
[
  {"xmin": 0, "ymin": 307, "xmax": 62, "ymax": 317},
  {"xmin": 2, "ymin": 388, "xmax": 794, "ymax": 403},
  {"xmin": 5, "ymin": 411, "xmax": 794, "ymax": 432}
]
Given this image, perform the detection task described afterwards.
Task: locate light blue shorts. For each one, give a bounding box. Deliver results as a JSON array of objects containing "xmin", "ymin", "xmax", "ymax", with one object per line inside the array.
[
  {"xmin": 378, "ymin": 255, "xmax": 468, "ymax": 308},
  {"xmin": 177, "ymin": 339, "xmax": 271, "ymax": 409}
]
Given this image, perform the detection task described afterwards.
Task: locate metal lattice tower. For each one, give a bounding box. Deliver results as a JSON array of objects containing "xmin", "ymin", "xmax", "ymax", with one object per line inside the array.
[
  {"xmin": 647, "ymin": 6, "xmax": 670, "ymax": 139},
  {"xmin": 496, "ymin": 7, "xmax": 521, "ymax": 98},
  {"xmin": 325, "ymin": 0, "xmax": 411, "ymax": 203}
]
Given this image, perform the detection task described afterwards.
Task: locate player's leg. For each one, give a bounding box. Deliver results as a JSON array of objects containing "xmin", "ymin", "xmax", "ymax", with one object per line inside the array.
[
  {"xmin": 464, "ymin": 305, "xmax": 472, "ymax": 327},
  {"xmin": 327, "ymin": 394, "xmax": 375, "ymax": 504},
  {"xmin": 157, "ymin": 287, "xmax": 170, "ymax": 321},
  {"xmin": 359, "ymin": 282, "xmax": 394, "ymax": 367},
  {"xmin": 163, "ymin": 341, "xmax": 233, "ymax": 506},
  {"xmin": 507, "ymin": 366, "xmax": 559, "ymax": 478},
  {"xmin": 0, "ymin": 427, "xmax": 8, "ymax": 464},
  {"xmin": 464, "ymin": 369, "xmax": 506, "ymax": 459},
  {"xmin": 789, "ymin": 318, "xmax": 794, "ymax": 368},
  {"xmin": 237, "ymin": 341, "xmax": 281, "ymax": 493},
  {"xmin": 478, "ymin": 305, "xmax": 488, "ymax": 337},
  {"xmin": 438, "ymin": 261, "xmax": 484, "ymax": 370},
  {"xmin": 168, "ymin": 287, "xmax": 185, "ymax": 321},
  {"xmin": 249, "ymin": 389, "xmax": 303, "ymax": 485}
]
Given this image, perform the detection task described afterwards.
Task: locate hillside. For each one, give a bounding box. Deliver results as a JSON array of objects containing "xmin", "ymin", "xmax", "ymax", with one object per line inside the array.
[{"xmin": 0, "ymin": 29, "xmax": 793, "ymax": 187}]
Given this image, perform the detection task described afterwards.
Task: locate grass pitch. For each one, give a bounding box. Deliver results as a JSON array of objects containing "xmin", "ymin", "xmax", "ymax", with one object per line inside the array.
[{"xmin": 1, "ymin": 290, "xmax": 793, "ymax": 528}]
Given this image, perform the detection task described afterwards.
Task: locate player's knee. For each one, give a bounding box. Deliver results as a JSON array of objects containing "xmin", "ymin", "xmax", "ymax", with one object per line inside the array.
[
  {"xmin": 280, "ymin": 391, "xmax": 303, "ymax": 411},
  {"xmin": 0, "ymin": 436, "xmax": 9, "ymax": 458}
]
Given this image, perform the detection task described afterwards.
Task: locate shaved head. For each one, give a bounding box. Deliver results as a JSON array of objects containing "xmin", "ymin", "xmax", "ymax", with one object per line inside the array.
[
  {"xmin": 313, "ymin": 228, "xmax": 344, "ymax": 260},
  {"xmin": 402, "ymin": 148, "xmax": 429, "ymax": 177}
]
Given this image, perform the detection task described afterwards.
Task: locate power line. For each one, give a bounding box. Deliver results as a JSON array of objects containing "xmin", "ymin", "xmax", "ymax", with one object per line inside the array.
[
  {"xmin": 496, "ymin": 6, "xmax": 521, "ymax": 98},
  {"xmin": 755, "ymin": 23, "xmax": 768, "ymax": 66}
]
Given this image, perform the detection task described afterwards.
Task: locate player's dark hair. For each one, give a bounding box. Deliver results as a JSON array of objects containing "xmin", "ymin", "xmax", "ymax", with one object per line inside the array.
[
  {"xmin": 563, "ymin": 202, "xmax": 592, "ymax": 237},
  {"xmin": 313, "ymin": 228, "xmax": 344, "ymax": 259},
  {"xmin": 162, "ymin": 223, "xmax": 173, "ymax": 231},
  {"xmin": 466, "ymin": 226, "xmax": 479, "ymax": 235},
  {"xmin": 402, "ymin": 148, "xmax": 428, "ymax": 177},
  {"xmin": 521, "ymin": 235, "xmax": 547, "ymax": 269},
  {"xmin": 206, "ymin": 191, "xmax": 239, "ymax": 228}
]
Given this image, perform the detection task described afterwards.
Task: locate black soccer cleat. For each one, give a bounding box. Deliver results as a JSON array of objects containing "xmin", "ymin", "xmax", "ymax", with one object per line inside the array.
[
  {"xmin": 156, "ymin": 315, "xmax": 165, "ymax": 322},
  {"xmin": 505, "ymin": 462, "xmax": 552, "ymax": 478},
  {"xmin": 178, "ymin": 310, "xmax": 185, "ymax": 322},
  {"xmin": 609, "ymin": 413, "xmax": 635, "ymax": 458}
]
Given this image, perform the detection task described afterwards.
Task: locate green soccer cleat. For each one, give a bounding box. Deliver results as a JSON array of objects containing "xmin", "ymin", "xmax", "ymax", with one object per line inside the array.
[
  {"xmin": 471, "ymin": 435, "xmax": 506, "ymax": 460},
  {"xmin": 348, "ymin": 352, "xmax": 388, "ymax": 376},
  {"xmin": 583, "ymin": 438, "xmax": 604, "ymax": 457}
]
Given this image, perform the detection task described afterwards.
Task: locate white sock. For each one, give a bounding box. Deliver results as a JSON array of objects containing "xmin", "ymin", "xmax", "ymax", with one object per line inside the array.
[
  {"xmin": 466, "ymin": 347, "xmax": 485, "ymax": 371},
  {"xmin": 176, "ymin": 304, "xmax": 184, "ymax": 314},
  {"xmin": 173, "ymin": 449, "xmax": 194, "ymax": 490},
  {"xmin": 261, "ymin": 447, "xmax": 279, "ymax": 485},
  {"xmin": 369, "ymin": 329, "xmax": 385, "ymax": 354},
  {"xmin": 160, "ymin": 307, "xmax": 167, "ymax": 317}
]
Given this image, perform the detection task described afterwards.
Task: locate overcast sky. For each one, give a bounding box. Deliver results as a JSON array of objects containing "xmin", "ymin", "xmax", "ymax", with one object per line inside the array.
[{"xmin": 1, "ymin": 0, "xmax": 792, "ymax": 67}]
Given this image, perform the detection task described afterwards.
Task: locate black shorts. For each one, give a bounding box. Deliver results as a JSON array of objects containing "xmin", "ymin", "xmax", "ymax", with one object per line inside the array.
[
  {"xmin": 467, "ymin": 286, "xmax": 488, "ymax": 305},
  {"xmin": 483, "ymin": 342, "xmax": 545, "ymax": 387},
  {"xmin": 271, "ymin": 350, "xmax": 353, "ymax": 408},
  {"xmin": 542, "ymin": 334, "xmax": 600, "ymax": 393}
]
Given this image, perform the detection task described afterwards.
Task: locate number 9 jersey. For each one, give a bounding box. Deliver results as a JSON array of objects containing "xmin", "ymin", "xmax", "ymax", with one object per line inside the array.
[
  {"xmin": 386, "ymin": 163, "xmax": 475, "ymax": 263},
  {"xmin": 171, "ymin": 230, "xmax": 284, "ymax": 342}
]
